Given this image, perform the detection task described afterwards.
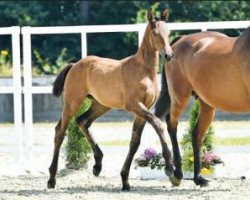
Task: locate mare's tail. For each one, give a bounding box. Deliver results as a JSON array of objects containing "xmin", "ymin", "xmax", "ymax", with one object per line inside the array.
[
  {"xmin": 152, "ymin": 66, "xmax": 171, "ymax": 120},
  {"xmin": 52, "ymin": 64, "xmax": 73, "ymax": 97},
  {"xmin": 152, "ymin": 36, "xmax": 183, "ymax": 120}
]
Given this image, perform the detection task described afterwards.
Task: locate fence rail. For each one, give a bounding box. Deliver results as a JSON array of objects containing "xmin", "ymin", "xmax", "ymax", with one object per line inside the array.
[{"xmin": 1, "ymin": 20, "xmax": 250, "ymax": 161}]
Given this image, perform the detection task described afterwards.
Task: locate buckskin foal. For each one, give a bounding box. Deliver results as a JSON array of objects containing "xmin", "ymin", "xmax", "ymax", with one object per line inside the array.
[{"xmin": 47, "ymin": 9, "xmax": 175, "ymax": 191}]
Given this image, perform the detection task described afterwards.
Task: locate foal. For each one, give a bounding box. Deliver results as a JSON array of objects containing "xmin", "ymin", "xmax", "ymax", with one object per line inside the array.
[
  {"xmin": 47, "ymin": 9, "xmax": 175, "ymax": 191},
  {"xmin": 154, "ymin": 27, "xmax": 250, "ymax": 186}
]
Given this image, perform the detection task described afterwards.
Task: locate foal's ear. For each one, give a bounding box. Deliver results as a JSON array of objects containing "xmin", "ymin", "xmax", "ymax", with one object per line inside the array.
[
  {"xmin": 147, "ymin": 8, "xmax": 154, "ymax": 21},
  {"xmin": 161, "ymin": 9, "xmax": 169, "ymax": 22}
]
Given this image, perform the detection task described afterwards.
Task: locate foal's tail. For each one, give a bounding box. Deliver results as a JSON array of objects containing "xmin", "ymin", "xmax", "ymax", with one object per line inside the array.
[
  {"xmin": 52, "ymin": 63, "xmax": 73, "ymax": 97},
  {"xmin": 152, "ymin": 35, "xmax": 183, "ymax": 120}
]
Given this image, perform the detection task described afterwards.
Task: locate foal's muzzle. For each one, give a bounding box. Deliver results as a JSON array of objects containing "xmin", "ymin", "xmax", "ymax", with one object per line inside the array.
[{"xmin": 165, "ymin": 53, "xmax": 174, "ymax": 62}]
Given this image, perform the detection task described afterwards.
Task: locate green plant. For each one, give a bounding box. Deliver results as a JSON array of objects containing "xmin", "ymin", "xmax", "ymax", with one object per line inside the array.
[
  {"xmin": 33, "ymin": 48, "xmax": 68, "ymax": 76},
  {"xmin": 181, "ymin": 100, "xmax": 221, "ymax": 173},
  {"xmin": 65, "ymin": 99, "xmax": 92, "ymax": 169},
  {"xmin": 0, "ymin": 49, "xmax": 12, "ymax": 76}
]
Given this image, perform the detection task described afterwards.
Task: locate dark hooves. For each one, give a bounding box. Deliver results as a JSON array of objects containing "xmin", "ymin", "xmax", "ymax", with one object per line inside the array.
[
  {"xmin": 93, "ymin": 165, "xmax": 102, "ymax": 177},
  {"xmin": 47, "ymin": 180, "xmax": 56, "ymax": 189},
  {"xmin": 194, "ymin": 176, "xmax": 209, "ymax": 187},
  {"xmin": 122, "ymin": 183, "xmax": 130, "ymax": 191},
  {"xmin": 164, "ymin": 165, "xmax": 174, "ymax": 177},
  {"xmin": 169, "ymin": 175, "xmax": 182, "ymax": 186},
  {"xmin": 174, "ymin": 170, "xmax": 183, "ymax": 180}
]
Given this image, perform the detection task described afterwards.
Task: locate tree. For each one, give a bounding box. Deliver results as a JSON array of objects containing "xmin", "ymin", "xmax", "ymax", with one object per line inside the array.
[{"xmin": 0, "ymin": 1, "xmax": 249, "ymax": 75}]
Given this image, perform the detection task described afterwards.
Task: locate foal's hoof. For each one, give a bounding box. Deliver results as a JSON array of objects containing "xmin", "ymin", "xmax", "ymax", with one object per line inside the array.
[
  {"xmin": 194, "ymin": 176, "xmax": 209, "ymax": 187},
  {"xmin": 122, "ymin": 183, "xmax": 130, "ymax": 191},
  {"xmin": 47, "ymin": 180, "xmax": 56, "ymax": 189},
  {"xmin": 169, "ymin": 175, "xmax": 182, "ymax": 187},
  {"xmin": 93, "ymin": 164, "xmax": 102, "ymax": 177}
]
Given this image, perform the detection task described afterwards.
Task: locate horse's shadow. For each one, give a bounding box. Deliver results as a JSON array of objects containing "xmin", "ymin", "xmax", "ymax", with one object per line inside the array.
[{"xmin": 0, "ymin": 183, "xmax": 230, "ymax": 197}]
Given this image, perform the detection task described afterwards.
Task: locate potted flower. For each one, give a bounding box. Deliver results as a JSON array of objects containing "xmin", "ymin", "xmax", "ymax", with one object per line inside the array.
[
  {"xmin": 134, "ymin": 148, "xmax": 166, "ymax": 180},
  {"xmin": 185, "ymin": 151, "xmax": 224, "ymax": 178},
  {"xmin": 201, "ymin": 151, "xmax": 224, "ymax": 175},
  {"xmin": 182, "ymin": 100, "xmax": 224, "ymax": 178}
]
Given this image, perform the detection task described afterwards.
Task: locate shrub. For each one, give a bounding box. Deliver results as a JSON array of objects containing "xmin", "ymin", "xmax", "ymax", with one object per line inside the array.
[
  {"xmin": 181, "ymin": 100, "xmax": 221, "ymax": 173},
  {"xmin": 65, "ymin": 99, "xmax": 92, "ymax": 169}
]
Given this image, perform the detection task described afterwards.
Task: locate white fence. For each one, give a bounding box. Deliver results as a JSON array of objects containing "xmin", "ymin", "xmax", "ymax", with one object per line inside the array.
[
  {"xmin": 1, "ymin": 20, "xmax": 250, "ymax": 161},
  {"xmin": 0, "ymin": 26, "xmax": 23, "ymax": 159}
]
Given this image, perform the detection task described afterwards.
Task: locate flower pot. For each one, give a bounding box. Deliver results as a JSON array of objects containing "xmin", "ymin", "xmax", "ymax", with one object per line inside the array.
[
  {"xmin": 139, "ymin": 167, "xmax": 166, "ymax": 180},
  {"xmin": 184, "ymin": 166, "xmax": 224, "ymax": 179}
]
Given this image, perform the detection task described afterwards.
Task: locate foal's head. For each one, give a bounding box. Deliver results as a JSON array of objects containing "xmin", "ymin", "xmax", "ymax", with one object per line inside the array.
[{"xmin": 146, "ymin": 9, "xmax": 173, "ymax": 62}]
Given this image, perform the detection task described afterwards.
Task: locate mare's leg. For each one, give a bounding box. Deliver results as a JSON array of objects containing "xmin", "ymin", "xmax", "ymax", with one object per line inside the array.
[
  {"xmin": 120, "ymin": 117, "xmax": 146, "ymax": 191},
  {"xmin": 48, "ymin": 98, "xmax": 85, "ymax": 188},
  {"xmin": 76, "ymin": 98, "xmax": 110, "ymax": 177},
  {"xmin": 129, "ymin": 102, "xmax": 174, "ymax": 181},
  {"xmin": 193, "ymin": 99, "xmax": 215, "ymax": 187},
  {"xmin": 166, "ymin": 99, "xmax": 190, "ymax": 186}
]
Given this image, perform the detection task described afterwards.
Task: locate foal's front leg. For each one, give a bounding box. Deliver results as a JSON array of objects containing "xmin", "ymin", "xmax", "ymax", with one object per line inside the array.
[
  {"xmin": 121, "ymin": 117, "xmax": 146, "ymax": 191},
  {"xmin": 130, "ymin": 102, "xmax": 174, "ymax": 182}
]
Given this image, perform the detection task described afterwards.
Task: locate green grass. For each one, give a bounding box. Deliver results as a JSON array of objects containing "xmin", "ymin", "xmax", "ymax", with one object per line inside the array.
[
  {"xmin": 215, "ymin": 137, "xmax": 250, "ymax": 146},
  {"xmin": 99, "ymin": 137, "xmax": 250, "ymax": 146},
  {"xmin": 100, "ymin": 140, "xmax": 129, "ymax": 146}
]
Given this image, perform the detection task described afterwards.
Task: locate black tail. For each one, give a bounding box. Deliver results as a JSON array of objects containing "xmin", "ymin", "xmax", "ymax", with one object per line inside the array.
[
  {"xmin": 52, "ymin": 64, "xmax": 73, "ymax": 97},
  {"xmin": 152, "ymin": 66, "xmax": 171, "ymax": 120},
  {"xmin": 152, "ymin": 36, "xmax": 183, "ymax": 120}
]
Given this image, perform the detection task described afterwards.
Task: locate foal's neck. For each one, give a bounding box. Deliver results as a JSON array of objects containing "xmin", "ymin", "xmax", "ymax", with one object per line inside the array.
[
  {"xmin": 136, "ymin": 34, "xmax": 159, "ymax": 75},
  {"xmin": 136, "ymin": 27, "xmax": 159, "ymax": 76}
]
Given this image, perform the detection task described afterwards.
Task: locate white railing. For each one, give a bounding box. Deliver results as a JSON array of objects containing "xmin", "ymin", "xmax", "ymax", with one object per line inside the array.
[
  {"xmin": 0, "ymin": 27, "xmax": 23, "ymax": 160},
  {"xmin": 1, "ymin": 20, "xmax": 250, "ymax": 161}
]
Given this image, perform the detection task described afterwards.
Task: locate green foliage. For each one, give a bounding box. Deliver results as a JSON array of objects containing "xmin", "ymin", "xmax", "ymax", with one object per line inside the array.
[
  {"xmin": 0, "ymin": 50, "xmax": 12, "ymax": 76},
  {"xmin": 33, "ymin": 48, "xmax": 68, "ymax": 75},
  {"xmin": 65, "ymin": 99, "xmax": 92, "ymax": 169},
  {"xmin": 181, "ymin": 100, "xmax": 215, "ymax": 172},
  {"xmin": 0, "ymin": 1, "xmax": 249, "ymax": 74}
]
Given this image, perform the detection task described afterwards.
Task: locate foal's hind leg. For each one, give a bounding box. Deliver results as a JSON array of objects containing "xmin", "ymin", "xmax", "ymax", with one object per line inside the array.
[
  {"xmin": 129, "ymin": 102, "xmax": 174, "ymax": 180},
  {"xmin": 193, "ymin": 99, "xmax": 215, "ymax": 187},
  {"xmin": 76, "ymin": 98, "xmax": 110, "ymax": 177},
  {"xmin": 121, "ymin": 117, "xmax": 146, "ymax": 191},
  {"xmin": 48, "ymin": 98, "xmax": 84, "ymax": 188}
]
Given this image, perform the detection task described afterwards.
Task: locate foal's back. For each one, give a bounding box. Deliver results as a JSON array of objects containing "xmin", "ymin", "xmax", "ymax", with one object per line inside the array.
[{"xmin": 168, "ymin": 30, "xmax": 250, "ymax": 112}]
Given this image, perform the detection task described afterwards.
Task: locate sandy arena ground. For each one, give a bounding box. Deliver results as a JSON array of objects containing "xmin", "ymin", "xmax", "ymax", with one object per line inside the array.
[
  {"xmin": 0, "ymin": 121, "xmax": 250, "ymax": 199},
  {"xmin": 0, "ymin": 169, "xmax": 250, "ymax": 200}
]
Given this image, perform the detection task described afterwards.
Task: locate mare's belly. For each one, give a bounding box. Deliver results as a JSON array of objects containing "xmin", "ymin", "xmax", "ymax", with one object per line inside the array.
[{"xmin": 197, "ymin": 90, "xmax": 250, "ymax": 113}]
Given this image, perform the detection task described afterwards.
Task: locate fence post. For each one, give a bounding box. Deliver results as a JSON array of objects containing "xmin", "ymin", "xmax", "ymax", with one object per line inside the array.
[
  {"xmin": 11, "ymin": 26, "xmax": 24, "ymax": 161},
  {"xmin": 138, "ymin": 29, "xmax": 144, "ymax": 47},
  {"xmin": 81, "ymin": 31, "xmax": 87, "ymax": 58},
  {"xmin": 22, "ymin": 27, "xmax": 34, "ymax": 158}
]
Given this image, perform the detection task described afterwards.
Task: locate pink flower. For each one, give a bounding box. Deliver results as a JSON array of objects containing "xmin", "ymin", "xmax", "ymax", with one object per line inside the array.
[
  {"xmin": 144, "ymin": 148, "xmax": 157, "ymax": 159},
  {"xmin": 203, "ymin": 152, "xmax": 220, "ymax": 163}
]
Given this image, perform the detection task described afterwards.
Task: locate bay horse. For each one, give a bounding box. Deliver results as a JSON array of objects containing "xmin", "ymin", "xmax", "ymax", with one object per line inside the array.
[
  {"xmin": 153, "ymin": 27, "xmax": 250, "ymax": 187},
  {"xmin": 47, "ymin": 9, "xmax": 175, "ymax": 191}
]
